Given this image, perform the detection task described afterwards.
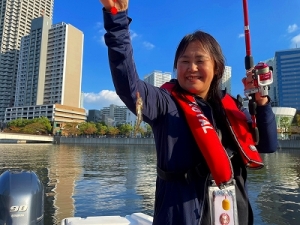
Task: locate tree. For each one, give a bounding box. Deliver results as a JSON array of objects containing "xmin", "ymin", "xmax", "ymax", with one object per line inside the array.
[
  {"xmin": 144, "ymin": 123, "xmax": 153, "ymax": 137},
  {"xmin": 96, "ymin": 123, "xmax": 108, "ymax": 136},
  {"xmin": 296, "ymin": 114, "xmax": 300, "ymax": 126},
  {"xmin": 279, "ymin": 116, "xmax": 291, "ymax": 139},
  {"xmin": 118, "ymin": 124, "xmax": 133, "ymax": 137},
  {"xmin": 32, "ymin": 117, "xmax": 52, "ymax": 134},
  {"xmin": 4, "ymin": 126, "xmax": 21, "ymax": 133},
  {"xmin": 63, "ymin": 122, "xmax": 80, "ymax": 136},
  {"xmin": 23, "ymin": 122, "xmax": 48, "ymax": 135},
  {"xmin": 5, "ymin": 117, "xmax": 52, "ymax": 135},
  {"xmin": 134, "ymin": 125, "xmax": 145, "ymax": 137},
  {"xmin": 8, "ymin": 118, "xmax": 31, "ymax": 128},
  {"xmin": 107, "ymin": 126, "xmax": 119, "ymax": 137},
  {"xmin": 78, "ymin": 122, "xmax": 97, "ymax": 135}
]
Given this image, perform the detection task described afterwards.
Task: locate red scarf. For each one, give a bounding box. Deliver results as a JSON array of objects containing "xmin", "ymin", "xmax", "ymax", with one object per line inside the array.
[{"xmin": 161, "ymin": 82, "xmax": 263, "ymax": 187}]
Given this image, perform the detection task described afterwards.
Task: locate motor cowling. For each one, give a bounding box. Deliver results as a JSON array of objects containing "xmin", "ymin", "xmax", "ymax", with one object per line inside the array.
[{"xmin": 0, "ymin": 170, "xmax": 44, "ymax": 225}]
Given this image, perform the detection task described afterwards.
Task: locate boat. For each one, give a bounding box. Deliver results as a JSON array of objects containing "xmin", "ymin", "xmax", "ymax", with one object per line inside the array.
[
  {"xmin": 0, "ymin": 169, "xmax": 153, "ymax": 225},
  {"xmin": 61, "ymin": 213, "xmax": 153, "ymax": 225}
]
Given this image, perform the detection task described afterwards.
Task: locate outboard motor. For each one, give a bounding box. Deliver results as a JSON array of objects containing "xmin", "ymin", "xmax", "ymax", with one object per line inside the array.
[{"xmin": 0, "ymin": 170, "xmax": 44, "ymax": 225}]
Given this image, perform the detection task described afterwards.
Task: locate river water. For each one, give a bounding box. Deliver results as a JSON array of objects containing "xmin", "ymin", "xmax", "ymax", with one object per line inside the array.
[{"xmin": 0, "ymin": 144, "xmax": 299, "ymax": 225}]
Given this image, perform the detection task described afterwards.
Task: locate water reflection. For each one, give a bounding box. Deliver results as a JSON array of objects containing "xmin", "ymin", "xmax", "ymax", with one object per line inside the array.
[
  {"xmin": 0, "ymin": 144, "xmax": 299, "ymax": 225},
  {"xmin": 249, "ymin": 151, "xmax": 300, "ymax": 225}
]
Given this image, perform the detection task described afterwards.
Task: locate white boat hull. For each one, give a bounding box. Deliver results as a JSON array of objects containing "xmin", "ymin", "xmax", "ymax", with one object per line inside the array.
[{"xmin": 61, "ymin": 212, "xmax": 153, "ymax": 225}]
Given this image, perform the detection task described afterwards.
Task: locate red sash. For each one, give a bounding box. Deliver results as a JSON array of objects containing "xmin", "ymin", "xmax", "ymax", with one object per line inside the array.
[{"xmin": 161, "ymin": 82, "xmax": 263, "ymax": 187}]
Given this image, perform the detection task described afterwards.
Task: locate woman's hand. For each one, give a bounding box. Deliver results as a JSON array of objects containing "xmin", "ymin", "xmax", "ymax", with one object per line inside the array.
[
  {"xmin": 242, "ymin": 68, "xmax": 269, "ymax": 106},
  {"xmin": 99, "ymin": 0, "xmax": 128, "ymax": 12}
]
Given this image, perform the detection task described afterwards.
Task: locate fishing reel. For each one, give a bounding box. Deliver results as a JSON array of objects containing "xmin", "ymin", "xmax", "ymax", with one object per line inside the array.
[{"xmin": 244, "ymin": 62, "xmax": 273, "ymax": 99}]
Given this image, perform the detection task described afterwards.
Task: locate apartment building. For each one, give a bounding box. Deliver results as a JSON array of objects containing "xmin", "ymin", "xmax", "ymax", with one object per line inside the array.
[
  {"xmin": 0, "ymin": 0, "xmax": 54, "ymax": 121},
  {"xmin": 144, "ymin": 70, "xmax": 172, "ymax": 87}
]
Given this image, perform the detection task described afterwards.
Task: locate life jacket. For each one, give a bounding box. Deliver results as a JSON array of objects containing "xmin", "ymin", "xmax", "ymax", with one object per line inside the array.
[{"xmin": 161, "ymin": 81, "xmax": 264, "ymax": 187}]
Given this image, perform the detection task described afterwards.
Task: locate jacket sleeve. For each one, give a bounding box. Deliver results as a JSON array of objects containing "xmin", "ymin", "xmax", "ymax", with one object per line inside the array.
[
  {"xmin": 102, "ymin": 9, "xmax": 171, "ymax": 125},
  {"xmin": 242, "ymin": 103, "xmax": 278, "ymax": 153}
]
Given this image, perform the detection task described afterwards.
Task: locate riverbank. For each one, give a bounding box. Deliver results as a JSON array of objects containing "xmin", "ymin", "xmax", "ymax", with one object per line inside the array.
[
  {"xmin": 54, "ymin": 136, "xmax": 155, "ymax": 145},
  {"xmin": 53, "ymin": 136, "xmax": 299, "ymax": 149},
  {"xmin": 1, "ymin": 133, "xmax": 299, "ymax": 149}
]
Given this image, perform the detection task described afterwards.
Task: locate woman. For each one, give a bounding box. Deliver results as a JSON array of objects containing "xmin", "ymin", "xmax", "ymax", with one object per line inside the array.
[{"xmin": 98, "ymin": 1, "xmax": 278, "ymax": 224}]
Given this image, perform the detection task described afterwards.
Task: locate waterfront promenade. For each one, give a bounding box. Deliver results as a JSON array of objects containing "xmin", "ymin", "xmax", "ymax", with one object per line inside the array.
[{"xmin": 0, "ymin": 132, "xmax": 299, "ymax": 149}]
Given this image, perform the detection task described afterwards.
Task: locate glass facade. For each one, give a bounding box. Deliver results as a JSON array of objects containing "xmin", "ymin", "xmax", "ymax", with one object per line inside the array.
[{"xmin": 275, "ymin": 49, "xmax": 300, "ymax": 110}]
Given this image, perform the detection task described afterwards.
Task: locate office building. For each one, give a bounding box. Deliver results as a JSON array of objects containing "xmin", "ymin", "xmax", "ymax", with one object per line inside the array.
[
  {"xmin": 220, "ymin": 66, "xmax": 231, "ymax": 94},
  {"xmin": 87, "ymin": 109, "xmax": 102, "ymax": 123},
  {"xmin": 0, "ymin": 0, "xmax": 54, "ymax": 121},
  {"xmin": 144, "ymin": 70, "xmax": 172, "ymax": 87},
  {"xmin": 100, "ymin": 104, "xmax": 128, "ymax": 125},
  {"xmin": 275, "ymin": 48, "xmax": 300, "ymax": 110}
]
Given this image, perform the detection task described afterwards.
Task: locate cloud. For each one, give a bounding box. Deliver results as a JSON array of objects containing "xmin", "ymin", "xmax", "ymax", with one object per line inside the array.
[
  {"xmin": 238, "ymin": 33, "xmax": 244, "ymax": 38},
  {"xmin": 130, "ymin": 30, "xmax": 138, "ymax": 40},
  {"xmin": 94, "ymin": 22, "xmax": 153, "ymax": 50},
  {"xmin": 94, "ymin": 22, "xmax": 106, "ymax": 45},
  {"xmin": 143, "ymin": 41, "xmax": 155, "ymax": 50},
  {"xmin": 83, "ymin": 90, "xmax": 125, "ymax": 110},
  {"xmin": 291, "ymin": 34, "xmax": 300, "ymax": 47},
  {"xmin": 287, "ymin": 24, "xmax": 298, "ymax": 33}
]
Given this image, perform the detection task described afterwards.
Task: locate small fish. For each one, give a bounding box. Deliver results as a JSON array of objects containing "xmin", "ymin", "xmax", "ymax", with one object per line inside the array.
[{"xmin": 134, "ymin": 91, "xmax": 143, "ymax": 136}]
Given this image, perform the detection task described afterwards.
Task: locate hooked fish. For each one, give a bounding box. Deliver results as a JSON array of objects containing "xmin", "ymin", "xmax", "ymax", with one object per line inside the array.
[{"xmin": 134, "ymin": 91, "xmax": 143, "ymax": 136}]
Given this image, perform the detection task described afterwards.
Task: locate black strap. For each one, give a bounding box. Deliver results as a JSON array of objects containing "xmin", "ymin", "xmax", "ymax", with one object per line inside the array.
[{"xmin": 157, "ymin": 163, "xmax": 209, "ymax": 184}]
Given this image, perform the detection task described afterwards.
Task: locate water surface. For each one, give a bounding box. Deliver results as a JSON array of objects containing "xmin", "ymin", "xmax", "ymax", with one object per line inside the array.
[{"xmin": 0, "ymin": 144, "xmax": 299, "ymax": 225}]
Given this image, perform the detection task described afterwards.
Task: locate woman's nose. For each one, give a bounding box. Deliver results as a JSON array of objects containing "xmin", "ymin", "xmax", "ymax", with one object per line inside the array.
[{"xmin": 188, "ymin": 62, "xmax": 198, "ymax": 71}]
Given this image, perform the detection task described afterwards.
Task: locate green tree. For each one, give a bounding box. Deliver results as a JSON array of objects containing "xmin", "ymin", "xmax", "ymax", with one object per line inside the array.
[
  {"xmin": 8, "ymin": 118, "xmax": 31, "ymax": 128},
  {"xmin": 78, "ymin": 122, "xmax": 97, "ymax": 135},
  {"xmin": 6, "ymin": 117, "xmax": 52, "ymax": 134},
  {"xmin": 96, "ymin": 123, "xmax": 108, "ymax": 136},
  {"xmin": 279, "ymin": 116, "xmax": 291, "ymax": 138},
  {"xmin": 144, "ymin": 123, "xmax": 153, "ymax": 137},
  {"xmin": 107, "ymin": 126, "xmax": 119, "ymax": 137},
  {"xmin": 23, "ymin": 122, "xmax": 48, "ymax": 135},
  {"xmin": 296, "ymin": 114, "xmax": 300, "ymax": 126},
  {"xmin": 118, "ymin": 123, "xmax": 133, "ymax": 137},
  {"xmin": 32, "ymin": 117, "xmax": 52, "ymax": 134},
  {"xmin": 134, "ymin": 125, "xmax": 145, "ymax": 137}
]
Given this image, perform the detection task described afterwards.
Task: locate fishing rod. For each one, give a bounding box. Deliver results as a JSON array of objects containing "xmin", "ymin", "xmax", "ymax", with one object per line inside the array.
[{"xmin": 242, "ymin": 0, "xmax": 273, "ymax": 144}]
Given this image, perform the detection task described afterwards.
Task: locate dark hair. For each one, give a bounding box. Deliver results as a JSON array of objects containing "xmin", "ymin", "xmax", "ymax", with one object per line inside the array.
[{"xmin": 173, "ymin": 30, "xmax": 225, "ymax": 102}]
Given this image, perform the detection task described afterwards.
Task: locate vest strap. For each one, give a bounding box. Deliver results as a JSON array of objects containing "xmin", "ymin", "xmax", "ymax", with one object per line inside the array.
[{"xmin": 157, "ymin": 163, "xmax": 209, "ymax": 184}]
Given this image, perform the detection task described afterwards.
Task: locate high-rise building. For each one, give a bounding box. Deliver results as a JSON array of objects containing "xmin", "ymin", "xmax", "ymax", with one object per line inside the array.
[
  {"xmin": 15, "ymin": 17, "xmax": 84, "ymax": 108},
  {"xmin": 275, "ymin": 48, "xmax": 300, "ymax": 110},
  {"xmin": 220, "ymin": 66, "xmax": 231, "ymax": 94},
  {"xmin": 15, "ymin": 16, "xmax": 52, "ymax": 107},
  {"xmin": 144, "ymin": 70, "xmax": 172, "ymax": 87},
  {"xmin": 0, "ymin": 0, "xmax": 54, "ymax": 121}
]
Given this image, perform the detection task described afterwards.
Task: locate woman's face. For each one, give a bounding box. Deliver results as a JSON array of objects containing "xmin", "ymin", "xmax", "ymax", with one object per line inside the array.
[{"xmin": 176, "ymin": 41, "xmax": 216, "ymax": 99}]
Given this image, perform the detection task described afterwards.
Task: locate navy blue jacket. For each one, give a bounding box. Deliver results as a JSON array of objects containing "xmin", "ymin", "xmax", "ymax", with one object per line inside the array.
[{"xmin": 102, "ymin": 9, "xmax": 277, "ymax": 225}]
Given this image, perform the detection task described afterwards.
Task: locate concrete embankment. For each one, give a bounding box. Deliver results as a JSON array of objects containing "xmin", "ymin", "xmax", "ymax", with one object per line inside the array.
[
  {"xmin": 54, "ymin": 136, "xmax": 155, "ymax": 145},
  {"xmin": 1, "ymin": 133, "xmax": 299, "ymax": 150},
  {"xmin": 277, "ymin": 140, "xmax": 300, "ymax": 149},
  {"xmin": 54, "ymin": 136, "xmax": 299, "ymax": 149}
]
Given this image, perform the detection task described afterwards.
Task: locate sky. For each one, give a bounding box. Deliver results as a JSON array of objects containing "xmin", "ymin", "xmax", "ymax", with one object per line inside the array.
[{"xmin": 53, "ymin": 0, "xmax": 300, "ymax": 110}]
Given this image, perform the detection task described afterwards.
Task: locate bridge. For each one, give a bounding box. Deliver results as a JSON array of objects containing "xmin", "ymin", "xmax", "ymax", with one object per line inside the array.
[{"xmin": 0, "ymin": 132, "xmax": 53, "ymax": 143}]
